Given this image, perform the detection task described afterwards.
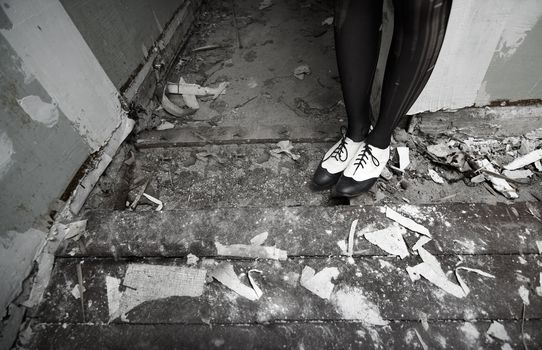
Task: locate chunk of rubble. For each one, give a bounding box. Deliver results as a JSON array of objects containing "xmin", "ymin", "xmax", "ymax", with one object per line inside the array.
[
  {"xmin": 504, "ymin": 149, "xmax": 542, "ymax": 170},
  {"xmin": 57, "ymin": 220, "xmax": 87, "ymax": 241},
  {"xmin": 300, "ymin": 266, "xmax": 339, "ymax": 300},
  {"xmin": 487, "ymin": 321, "xmax": 511, "ymax": 342},
  {"xmin": 362, "ymin": 224, "xmax": 409, "ymax": 259},
  {"xmin": 215, "ymin": 242, "xmax": 287, "ymax": 260},
  {"xmin": 293, "ymin": 65, "xmax": 311, "ymax": 80},
  {"xmin": 322, "ymin": 17, "xmax": 333, "ymax": 26},
  {"xmin": 186, "ymin": 253, "xmax": 199, "ymax": 265},
  {"xmin": 397, "ymin": 146, "xmax": 410, "ymax": 170},
  {"xmin": 385, "ymin": 207, "xmax": 431, "ymax": 237},
  {"xmin": 269, "ymin": 140, "xmax": 300, "ymax": 161},
  {"xmin": 250, "ymin": 231, "xmax": 269, "ymax": 246},
  {"xmin": 210, "ymin": 263, "xmax": 261, "ymax": 301},
  {"xmin": 502, "ymin": 169, "xmax": 534, "ymax": 179},
  {"xmin": 478, "ymin": 159, "xmax": 518, "ymax": 199},
  {"xmin": 428, "ymin": 169, "xmax": 445, "ymax": 184},
  {"xmin": 142, "ymin": 193, "xmax": 163, "ymax": 211},
  {"xmin": 518, "ymin": 285, "xmax": 530, "ymax": 305}
]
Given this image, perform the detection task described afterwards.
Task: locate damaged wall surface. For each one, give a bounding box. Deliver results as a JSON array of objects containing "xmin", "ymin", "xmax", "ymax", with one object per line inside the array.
[
  {"xmin": 0, "ymin": 0, "xmax": 124, "ymax": 323},
  {"xmin": 61, "ymin": 0, "xmax": 189, "ymax": 90}
]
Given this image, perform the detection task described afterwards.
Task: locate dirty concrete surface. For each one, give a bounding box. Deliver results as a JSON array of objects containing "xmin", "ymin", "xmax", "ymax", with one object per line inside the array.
[{"xmin": 19, "ymin": 0, "xmax": 542, "ymax": 349}]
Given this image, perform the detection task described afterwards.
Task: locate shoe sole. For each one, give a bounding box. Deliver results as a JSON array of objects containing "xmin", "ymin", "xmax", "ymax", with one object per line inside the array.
[{"xmin": 331, "ymin": 178, "xmax": 378, "ymax": 198}]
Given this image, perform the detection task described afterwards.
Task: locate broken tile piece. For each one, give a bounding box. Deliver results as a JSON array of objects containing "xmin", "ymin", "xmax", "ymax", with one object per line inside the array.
[
  {"xmin": 70, "ymin": 284, "xmax": 86, "ymax": 300},
  {"xmin": 210, "ymin": 263, "xmax": 259, "ymax": 301},
  {"xmin": 397, "ymin": 146, "xmax": 410, "ymax": 170},
  {"xmin": 504, "ymin": 149, "xmax": 542, "ymax": 170},
  {"xmin": 412, "ymin": 236, "xmax": 432, "ymax": 251},
  {"xmin": 385, "ymin": 207, "xmax": 431, "ymax": 237},
  {"xmin": 502, "ymin": 169, "xmax": 533, "ymax": 179},
  {"xmin": 215, "ymin": 242, "xmax": 287, "ymax": 260},
  {"xmin": 363, "ymin": 224, "xmax": 409, "ymax": 259},
  {"xmin": 186, "ymin": 253, "xmax": 199, "ymax": 265},
  {"xmin": 250, "ymin": 231, "xmax": 268, "ymax": 246},
  {"xmin": 518, "ymin": 285, "xmax": 530, "ymax": 305},
  {"xmin": 300, "ymin": 266, "xmax": 339, "ymax": 300},
  {"xmin": 487, "ymin": 321, "xmax": 511, "ymax": 341},
  {"xmin": 428, "ymin": 169, "xmax": 445, "ymax": 184},
  {"xmin": 406, "ymin": 262, "xmax": 465, "ymax": 298},
  {"xmin": 347, "ymin": 219, "xmax": 358, "ymax": 256}
]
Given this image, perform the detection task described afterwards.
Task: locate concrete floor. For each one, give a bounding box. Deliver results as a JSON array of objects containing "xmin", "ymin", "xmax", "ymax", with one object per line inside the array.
[{"xmin": 20, "ymin": 0, "xmax": 542, "ymax": 349}]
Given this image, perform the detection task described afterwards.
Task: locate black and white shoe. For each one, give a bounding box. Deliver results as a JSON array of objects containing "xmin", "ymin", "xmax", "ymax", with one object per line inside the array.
[
  {"xmin": 333, "ymin": 143, "xmax": 390, "ymax": 197},
  {"xmin": 312, "ymin": 128, "xmax": 364, "ymax": 189}
]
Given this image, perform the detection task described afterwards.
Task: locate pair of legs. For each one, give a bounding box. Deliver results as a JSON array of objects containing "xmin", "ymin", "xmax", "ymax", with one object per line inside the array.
[{"xmin": 313, "ymin": 0, "xmax": 452, "ymax": 196}]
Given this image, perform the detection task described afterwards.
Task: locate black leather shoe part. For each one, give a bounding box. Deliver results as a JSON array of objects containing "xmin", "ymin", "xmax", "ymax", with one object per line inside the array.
[
  {"xmin": 312, "ymin": 164, "xmax": 343, "ymax": 190},
  {"xmin": 332, "ymin": 175, "xmax": 378, "ymax": 197}
]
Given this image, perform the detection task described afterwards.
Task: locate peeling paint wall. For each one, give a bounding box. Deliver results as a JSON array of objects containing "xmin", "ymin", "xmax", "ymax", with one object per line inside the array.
[
  {"xmin": 60, "ymin": 0, "xmax": 187, "ymax": 89},
  {"xmin": 0, "ymin": 0, "xmax": 124, "ymax": 322}
]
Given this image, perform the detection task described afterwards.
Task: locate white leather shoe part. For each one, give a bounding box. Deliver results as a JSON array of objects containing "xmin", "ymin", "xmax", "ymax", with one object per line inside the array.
[
  {"xmin": 312, "ymin": 129, "xmax": 364, "ymax": 189},
  {"xmin": 334, "ymin": 143, "xmax": 390, "ymax": 196}
]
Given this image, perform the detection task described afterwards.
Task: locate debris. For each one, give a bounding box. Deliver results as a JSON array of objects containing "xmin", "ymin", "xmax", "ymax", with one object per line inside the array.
[
  {"xmin": 210, "ymin": 263, "xmax": 260, "ymax": 300},
  {"xmin": 269, "ymin": 140, "xmax": 300, "ymax": 161},
  {"xmin": 161, "ymin": 82, "xmax": 197, "ymax": 117},
  {"xmin": 502, "ymin": 169, "xmax": 534, "ymax": 179},
  {"xmin": 293, "ymin": 65, "xmax": 311, "ymax": 80},
  {"xmin": 186, "ymin": 253, "xmax": 199, "ymax": 265},
  {"xmin": 247, "ymin": 269, "xmax": 263, "ymax": 298},
  {"xmin": 414, "ymin": 329, "xmax": 428, "ymax": 350},
  {"xmin": 471, "ymin": 174, "xmax": 486, "ymax": 183},
  {"xmin": 322, "ymin": 17, "xmax": 333, "ymax": 26},
  {"xmin": 192, "ymin": 44, "xmax": 223, "ymax": 52},
  {"xmin": 478, "ymin": 159, "xmax": 518, "ymax": 199},
  {"xmin": 120, "ymin": 264, "xmax": 207, "ymax": 318},
  {"xmin": 250, "ymin": 231, "xmax": 269, "ymax": 246},
  {"xmin": 337, "ymin": 240, "xmax": 347, "ymax": 254},
  {"xmin": 504, "ymin": 149, "xmax": 542, "ymax": 170},
  {"xmin": 362, "ymin": 224, "xmax": 409, "ymax": 259},
  {"xmin": 166, "ymin": 80, "xmax": 228, "ymax": 99},
  {"xmin": 525, "ymin": 128, "xmax": 542, "ymax": 140},
  {"xmin": 534, "ymin": 160, "xmax": 542, "ymax": 171},
  {"xmin": 57, "ymin": 220, "xmax": 87, "ymax": 241},
  {"xmin": 347, "ymin": 219, "xmax": 358, "ymax": 256},
  {"xmin": 535, "ymin": 272, "xmax": 542, "ymax": 297},
  {"xmin": 70, "ymin": 284, "xmax": 86, "ymax": 300},
  {"xmin": 215, "ymin": 242, "xmax": 287, "ymax": 260},
  {"xmin": 412, "ymin": 236, "xmax": 432, "ymax": 251},
  {"xmin": 537, "ymin": 241, "xmax": 542, "ymax": 254},
  {"xmin": 76, "ymin": 262, "xmax": 85, "ymax": 321},
  {"xmin": 142, "ymin": 193, "xmax": 163, "ymax": 211},
  {"xmin": 156, "ymin": 121, "xmax": 175, "ymax": 130},
  {"xmin": 428, "ymin": 169, "xmax": 445, "ymax": 184},
  {"xmin": 501, "ymin": 343, "xmax": 513, "ymax": 350},
  {"xmin": 419, "ymin": 312, "xmax": 429, "ymax": 331},
  {"xmin": 397, "ymin": 146, "xmax": 410, "ymax": 170},
  {"xmin": 380, "ymin": 167, "xmax": 393, "ymax": 180},
  {"xmin": 518, "ymin": 285, "xmax": 530, "ymax": 305},
  {"xmin": 455, "ymin": 267, "xmax": 495, "ymax": 296},
  {"xmin": 427, "ymin": 143, "xmax": 454, "ymax": 158},
  {"xmin": 487, "ymin": 321, "xmax": 511, "ymax": 342},
  {"xmin": 300, "ymin": 266, "xmax": 339, "ymax": 300},
  {"xmin": 106, "ymin": 276, "xmax": 121, "ymax": 322},
  {"xmin": 331, "ymin": 286, "xmax": 388, "ymax": 325},
  {"xmin": 385, "ymin": 207, "xmax": 431, "ymax": 237},
  {"xmin": 258, "ymin": 0, "xmax": 272, "ymax": 10},
  {"xmin": 130, "ymin": 178, "xmax": 150, "ymax": 210}
]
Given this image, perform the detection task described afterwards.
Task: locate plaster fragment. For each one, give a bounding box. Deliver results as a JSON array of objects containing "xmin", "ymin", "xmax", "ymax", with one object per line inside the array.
[{"xmin": 300, "ymin": 266, "xmax": 339, "ymax": 300}]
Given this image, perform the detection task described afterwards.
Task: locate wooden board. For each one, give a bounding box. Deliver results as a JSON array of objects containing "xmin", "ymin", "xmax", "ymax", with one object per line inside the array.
[
  {"xmin": 35, "ymin": 255, "xmax": 541, "ymax": 324},
  {"xmin": 64, "ymin": 202, "xmax": 542, "ymax": 257},
  {"xmin": 26, "ymin": 320, "xmax": 542, "ymax": 350}
]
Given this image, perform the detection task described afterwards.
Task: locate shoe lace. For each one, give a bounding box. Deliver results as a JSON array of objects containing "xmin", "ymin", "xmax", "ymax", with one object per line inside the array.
[
  {"xmin": 352, "ymin": 144, "xmax": 380, "ymax": 174},
  {"xmin": 323, "ymin": 127, "xmax": 349, "ymax": 162}
]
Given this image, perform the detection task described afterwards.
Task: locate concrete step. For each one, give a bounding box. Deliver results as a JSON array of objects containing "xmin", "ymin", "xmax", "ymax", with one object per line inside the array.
[
  {"xmin": 27, "ymin": 320, "xmax": 542, "ymax": 350},
  {"xmin": 36, "ymin": 254, "xmax": 541, "ymax": 324},
  {"xmin": 63, "ymin": 202, "xmax": 542, "ymax": 257}
]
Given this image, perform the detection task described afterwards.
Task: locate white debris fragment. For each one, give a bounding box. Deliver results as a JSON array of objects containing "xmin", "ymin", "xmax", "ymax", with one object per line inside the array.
[
  {"xmin": 269, "ymin": 140, "xmax": 300, "ymax": 161},
  {"xmin": 210, "ymin": 263, "xmax": 260, "ymax": 301},
  {"xmin": 70, "ymin": 284, "xmax": 86, "ymax": 300},
  {"xmin": 322, "ymin": 17, "xmax": 333, "ymax": 26},
  {"xmin": 479, "ymin": 159, "xmax": 518, "ymax": 199},
  {"xmin": 142, "ymin": 193, "xmax": 163, "ymax": 211},
  {"xmin": 120, "ymin": 264, "xmax": 207, "ymax": 317},
  {"xmin": 258, "ymin": 0, "xmax": 272, "ymax": 10},
  {"xmin": 247, "ymin": 269, "xmax": 264, "ymax": 298},
  {"xmin": 166, "ymin": 79, "xmax": 228, "ymax": 98},
  {"xmin": 535, "ymin": 273, "xmax": 542, "ymax": 297},
  {"xmin": 293, "ymin": 65, "xmax": 311, "ymax": 80},
  {"xmin": 215, "ymin": 242, "xmax": 287, "ymax": 260},
  {"xmin": 414, "ymin": 329, "xmax": 428, "ymax": 350},
  {"xmin": 337, "ymin": 240, "xmax": 347, "ymax": 254},
  {"xmin": 455, "ymin": 267, "xmax": 495, "ymax": 296},
  {"xmin": 300, "ymin": 266, "xmax": 339, "ymax": 300},
  {"xmin": 106, "ymin": 276, "xmax": 121, "ymax": 322},
  {"xmin": 363, "ymin": 224, "xmax": 409, "ymax": 259},
  {"xmin": 428, "ymin": 169, "xmax": 445, "ymax": 184},
  {"xmin": 57, "ymin": 220, "xmax": 87, "ymax": 241},
  {"xmin": 186, "ymin": 253, "xmax": 199, "ymax": 265},
  {"xmin": 487, "ymin": 321, "xmax": 511, "ymax": 342},
  {"xmin": 385, "ymin": 207, "xmax": 431, "ymax": 237},
  {"xmin": 419, "ymin": 312, "xmax": 429, "ymax": 331},
  {"xmin": 156, "ymin": 121, "xmax": 175, "ymax": 130},
  {"xmin": 536, "ymin": 241, "xmax": 542, "ymax": 254},
  {"xmin": 250, "ymin": 231, "xmax": 269, "ymax": 246},
  {"xmin": 347, "ymin": 219, "xmax": 358, "ymax": 256},
  {"xmin": 504, "ymin": 149, "xmax": 542, "ymax": 170},
  {"xmin": 331, "ymin": 286, "xmax": 388, "ymax": 325},
  {"xmin": 518, "ymin": 285, "xmax": 530, "ymax": 305},
  {"xmin": 534, "ymin": 160, "xmax": 542, "ymax": 171},
  {"xmin": 397, "ymin": 147, "xmax": 410, "ymax": 170},
  {"xmin": 502, "ymin": 169, "xmax": 534, "ymax": 179},
  {"xmin": 412, "ymin": 236, "xmax": 432, "ymax": 251}
]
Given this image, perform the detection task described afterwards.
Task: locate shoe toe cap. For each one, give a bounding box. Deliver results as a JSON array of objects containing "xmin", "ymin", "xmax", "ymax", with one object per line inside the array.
[{"xmin": 312, "ymin": 165, "xmax": 341, "ymax": 189}]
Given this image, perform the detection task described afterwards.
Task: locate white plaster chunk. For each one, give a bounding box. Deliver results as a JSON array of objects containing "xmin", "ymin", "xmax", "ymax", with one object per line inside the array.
[
  {"xmin": 330, "ymin": 286, "xmax": 388, "ymax": 325},
  {"xmin": 385, "ymin": 207, "xmax": 431, "ymax": 237},
  {"xmin": 250, "ymin": 231, "xmax": 268, "ymax": 246},
  {"xmin": 300, "ymin": 266, "xmax": 339, "ymax": 300},
  {"xmin": 428, "ymin": 169, "xmax": 445, "ymax": 184},
  {"xmin": 210, "ymin": 263, "xmax": 260, "ymax": 301},
  {"xmin": 502, "ymin": 169, "xmax": 534, "ymax": 179},
  {"xmin": 535, "ymin": 272, "xmax": 542, "ymax": 297},
  {"xmin": 347, "ymin": 219, "xmax": 358, "ymax": 256},
  {"xmin": 17, "ymin": 95, "xmax": 59, "ymax": 128},
  {"xmin": 504, "ymin": 149, "xmax": 542, "ymax": 170},
  {"xmin": 487, "ymin": 321, "xmax": 511, "ymax": 341},
  {"xmin": 70, "ymin": 284, "xmax": 86, "ymax": 300},
  {"xmin": 518, "ymin": 285, "xmax": 530, "ymax": 305},
  {"xmin": 0, "ymin": 130, "xmax": 14, "ymax": 180},
  {"xmin": 412, "ymin": 236, "xmax": 432, "ymax": 251},
  {"xmin": 397, "ymin": 147, "xmax": 410, "ymax": 170},
  {"xmin": 363, "ymin": 224, "xmax": 409, "ymax": 259},
  {"xmin": 480, "ymin": 159, "xmax": 518, "ymax": 199}
]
